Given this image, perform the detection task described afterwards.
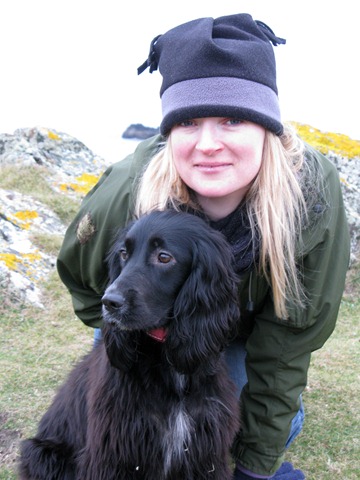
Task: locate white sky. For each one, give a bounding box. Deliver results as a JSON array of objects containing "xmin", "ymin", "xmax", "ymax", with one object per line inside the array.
[{"xmin": 0, "ymin": 0, "xmax": 359, "ymax": 163}]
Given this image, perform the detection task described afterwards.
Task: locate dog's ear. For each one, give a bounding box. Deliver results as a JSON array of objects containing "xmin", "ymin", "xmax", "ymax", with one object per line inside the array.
[
  {"xmin": 166, "ymin": 230, "xmax": 240, "ymax": 374},
  {"xmin": 102, "ymin": 324, "xmax": 139, "ymax": 372}
]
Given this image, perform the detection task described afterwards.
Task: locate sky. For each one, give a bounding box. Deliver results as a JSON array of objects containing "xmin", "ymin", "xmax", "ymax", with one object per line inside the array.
[{"xmin": 0, "ymin": 0, "xmax": 359, "ymax": 163}]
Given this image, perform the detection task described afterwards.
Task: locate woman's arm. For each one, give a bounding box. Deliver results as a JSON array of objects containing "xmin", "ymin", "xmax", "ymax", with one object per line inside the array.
[
  {"xmin": 232, "ymin": 151, "xmax": 350, "ymax": 476},
  {"xmin": 56, "ymin": 135, "xmax": 163, "ymax": 327}
]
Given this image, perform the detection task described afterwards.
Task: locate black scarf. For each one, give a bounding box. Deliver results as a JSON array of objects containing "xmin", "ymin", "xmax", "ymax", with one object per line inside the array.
[
  {"xmin": 180, "ymin": 204, "xmax": 260, "ymax": 274},
  {"xmin": 209, "ymin": 206, "xmax": 260, "ymax": 274}
]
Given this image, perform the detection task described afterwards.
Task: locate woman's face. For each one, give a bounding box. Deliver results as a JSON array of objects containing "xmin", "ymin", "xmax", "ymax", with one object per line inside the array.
[{"xmin": 170, "ymin": 117, "xmax": 265, "ymax": 220}]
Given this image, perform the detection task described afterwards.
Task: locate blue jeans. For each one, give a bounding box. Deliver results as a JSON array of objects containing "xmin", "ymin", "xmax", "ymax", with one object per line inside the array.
[
  {"xmin": 225, "ymin": 337, "xmax": 305, "ymax": 448},
  {"xmin": 93, "ymin": 327, "xmax": 102, "ymax": 347},
  {"xmin": 93, "ymin": 329, "xmax": 304, "ymax": 446}
]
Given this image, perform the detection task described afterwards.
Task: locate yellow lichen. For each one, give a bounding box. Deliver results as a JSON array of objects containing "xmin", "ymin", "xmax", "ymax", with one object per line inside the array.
[
  {"xmin": 47, "ymin": 130, "xmax": 61, "ymax": 141},
  {"xmin": 0, "ymin": 252, "xmax": 43, "ymax": 273},
  {"xmin": 292, "ymin": 122, "xmax": 360, "ymax": 158},
  {"xmin": 11, "ymin": 210, "xmax": 39, "ymax": 230},
  {"xmin": 0, "ymin": 253, "xmax": 18, "ymax": 270},
  {"xmin": 59, "ymin": 173, "xmax": 103, "ymax": 196},
  {"xmin": 13, "ymin": 211, "xmax": 39, "ymax": 221}
]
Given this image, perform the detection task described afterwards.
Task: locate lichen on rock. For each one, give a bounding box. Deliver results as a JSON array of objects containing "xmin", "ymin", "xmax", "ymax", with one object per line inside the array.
[{"xmin": 0, "ymin": 127, "xmax": 108, "ymax": 306}]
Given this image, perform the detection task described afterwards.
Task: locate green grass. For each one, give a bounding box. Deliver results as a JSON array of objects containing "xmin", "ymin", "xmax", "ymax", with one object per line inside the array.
[
  {"xmin": 287, "ymin": 298, "xmax": 360, "ymax": 479},
  {"xmin": 286, "ymin": 265, "xmax": 360, "ymax": 479},
  {"xmin": 0, "ymin": 272, "xmax": 91, "ymax": 477},
  {"xmin": 0, "ymin": 268, "xmax": 359, "ymax": 479}
]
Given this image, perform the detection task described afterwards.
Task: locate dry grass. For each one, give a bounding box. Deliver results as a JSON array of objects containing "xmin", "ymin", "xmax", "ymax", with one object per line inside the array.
[{"xmin": 0, "ymin": 165, "xmax": 80, "ymax": 224}]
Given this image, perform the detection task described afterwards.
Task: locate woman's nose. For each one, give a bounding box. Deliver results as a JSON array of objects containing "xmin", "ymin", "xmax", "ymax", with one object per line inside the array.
[{"xmin": 195, "ymin": 123, "xmax": 224, "ymax": 155}]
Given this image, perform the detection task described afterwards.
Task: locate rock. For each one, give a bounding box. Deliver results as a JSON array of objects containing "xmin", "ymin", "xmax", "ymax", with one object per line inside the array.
[
  {"xmin": 0, "ymin": 124, "xmax": 359, "ymax": 307},
  {"xmin": 328, "ymin": 151, "xmax": 359, "ymax": 260},
  {"xmin": 292, "ymin": 123, "xmax": 360, "ymax": 263},
  {"xmin": 122, "ymin": 123, "xmax": 159, "ymax": 140},
  {"xmin": 0, "ymin": 126, "xmax": 108, "ymax": 306},
  {"xmin": 0, "ymin": 125, "xmax": 107, "ymax": 179},
  {"xmin": 0, "ymin": 189, "xmax": 65, "ymax": 306}
]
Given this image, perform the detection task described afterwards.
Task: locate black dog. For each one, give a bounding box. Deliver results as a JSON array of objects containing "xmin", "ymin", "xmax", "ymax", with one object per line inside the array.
[{"xmin": 19, "ymin": 210, "xmax": 240, "ymax": 480}]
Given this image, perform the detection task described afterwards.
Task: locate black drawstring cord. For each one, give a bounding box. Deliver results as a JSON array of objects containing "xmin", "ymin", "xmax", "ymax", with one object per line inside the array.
[
  {"xmin": 137, "ymin": 34, "xmax": 162, "ymax": 75},
  {"xmin": 246, "ymin": 270, "xmax": 255, "ymax": 313},
  {"xmin": 255, "ymin": 20, "xmax": 286, "ymax": 46}
]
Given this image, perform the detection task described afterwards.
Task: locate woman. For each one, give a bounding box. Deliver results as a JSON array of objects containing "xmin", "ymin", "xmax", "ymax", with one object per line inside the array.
[{"xmin": 57, "ymin": 14, "xmax": 350, "ymax": 479}]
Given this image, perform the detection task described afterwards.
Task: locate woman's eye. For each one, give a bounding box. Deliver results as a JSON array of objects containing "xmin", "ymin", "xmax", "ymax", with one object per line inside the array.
[
  {"xmin": 158, "ymin": 252, "xmax": 173, "ymax": 264},
  {"xmin": 119, "ymin": 249, "xmax": 128, "ymax": 261},
  {"xmin": 178, "ymin": 119, "xmax": 195, "ymax": 127},
  {"xmin": 226, "ymin": 118, "xmax": 243, "ymax": 126}
]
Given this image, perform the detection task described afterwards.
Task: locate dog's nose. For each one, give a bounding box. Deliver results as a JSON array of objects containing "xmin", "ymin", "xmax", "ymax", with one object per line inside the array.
[{"xmin": 102, "ymin": 293, "xmax": 125, "ymax": 312}]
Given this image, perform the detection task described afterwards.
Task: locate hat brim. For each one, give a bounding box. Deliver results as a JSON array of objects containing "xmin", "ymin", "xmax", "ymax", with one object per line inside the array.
[{"xmin": 160, "ymin": 77, "xmax": 283, "ymax": 135}]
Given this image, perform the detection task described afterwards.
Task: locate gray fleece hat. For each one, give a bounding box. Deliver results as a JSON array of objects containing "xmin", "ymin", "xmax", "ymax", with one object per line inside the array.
[{"xmin": 138, "ymin": 13, "xmax": 286, "ymax": 135}]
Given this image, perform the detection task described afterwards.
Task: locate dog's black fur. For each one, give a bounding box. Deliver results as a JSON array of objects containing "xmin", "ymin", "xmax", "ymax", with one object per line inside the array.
[{"xmin": 19, "ymin": 210, "xmax": 241, "ymax": 480}]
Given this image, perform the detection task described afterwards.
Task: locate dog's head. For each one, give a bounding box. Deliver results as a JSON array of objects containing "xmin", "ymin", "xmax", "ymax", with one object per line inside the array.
[{"xmin": 102, "ymin": 210, "xmax": 240, "ymax": 374}]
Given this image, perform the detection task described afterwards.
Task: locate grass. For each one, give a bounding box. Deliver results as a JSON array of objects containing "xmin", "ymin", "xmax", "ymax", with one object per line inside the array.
[
  {"xmin": 286, "ymin": 264, "xmax": 360, "ymax": 479},
  {"xmin": 0, "ymin": 165, "xmax": 80, "ymax": 224},
  {"xmin": 30, "ymin": 232, "xmax": 64, "ymax": 257},
  {"xmin": 0, "ymin": 272, "xmax": 91, "ymax": 478},
  {"xmin": 0, "ymin": 266, "xmax": 359, "ymax": 479},
  {"xmin": 287, "ymin": 298, "xmax": 360, "ymax": 479}
]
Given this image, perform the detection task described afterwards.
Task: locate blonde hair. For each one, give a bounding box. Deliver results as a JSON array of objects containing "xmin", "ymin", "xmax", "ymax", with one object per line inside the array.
[
  {"xmin": 134, "ymin": 136, "xmax": 195, "ymax": 214},
  {"xmin": 135, "ymin": 123, "xmax": 309, "ymax": 318}
]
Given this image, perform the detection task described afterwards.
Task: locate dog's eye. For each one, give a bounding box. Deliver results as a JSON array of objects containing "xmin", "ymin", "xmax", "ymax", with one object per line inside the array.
[
  {"xmin": 158, "ymin": 252, "xmax": 173, "ymax": 264},
  {"xmin": 119, "ymin": 249, "xmax": 128, "ymax": 261}
]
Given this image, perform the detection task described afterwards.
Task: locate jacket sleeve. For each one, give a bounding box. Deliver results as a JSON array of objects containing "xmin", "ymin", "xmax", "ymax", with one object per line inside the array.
[
  {"xmin": 56, "ymin": 135, "xmax": 163, "ymax": 328},
  {"xmin": 232, "ymin": 150, "xmax": 350, "ymax": 476}
]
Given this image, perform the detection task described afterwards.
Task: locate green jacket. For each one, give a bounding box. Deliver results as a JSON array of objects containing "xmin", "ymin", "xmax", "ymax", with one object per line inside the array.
[{"xmin": 57, "ymin": 135, "xmax": 350, "ymax": 476}]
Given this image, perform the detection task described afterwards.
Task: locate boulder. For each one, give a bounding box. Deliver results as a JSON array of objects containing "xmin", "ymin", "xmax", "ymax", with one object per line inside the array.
[
  {"xmin": 122, "ymin": 123, "xmax": 159, "ymax": 140},
  {"xmin": 0, "ymin": 126, "xmax": 107, "ymax": 306}
]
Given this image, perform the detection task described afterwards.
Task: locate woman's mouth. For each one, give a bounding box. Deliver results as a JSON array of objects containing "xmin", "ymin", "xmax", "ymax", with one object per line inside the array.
[{"xmin": 195, "ymin": 162, "xmax": 231, "ymax": 172}]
